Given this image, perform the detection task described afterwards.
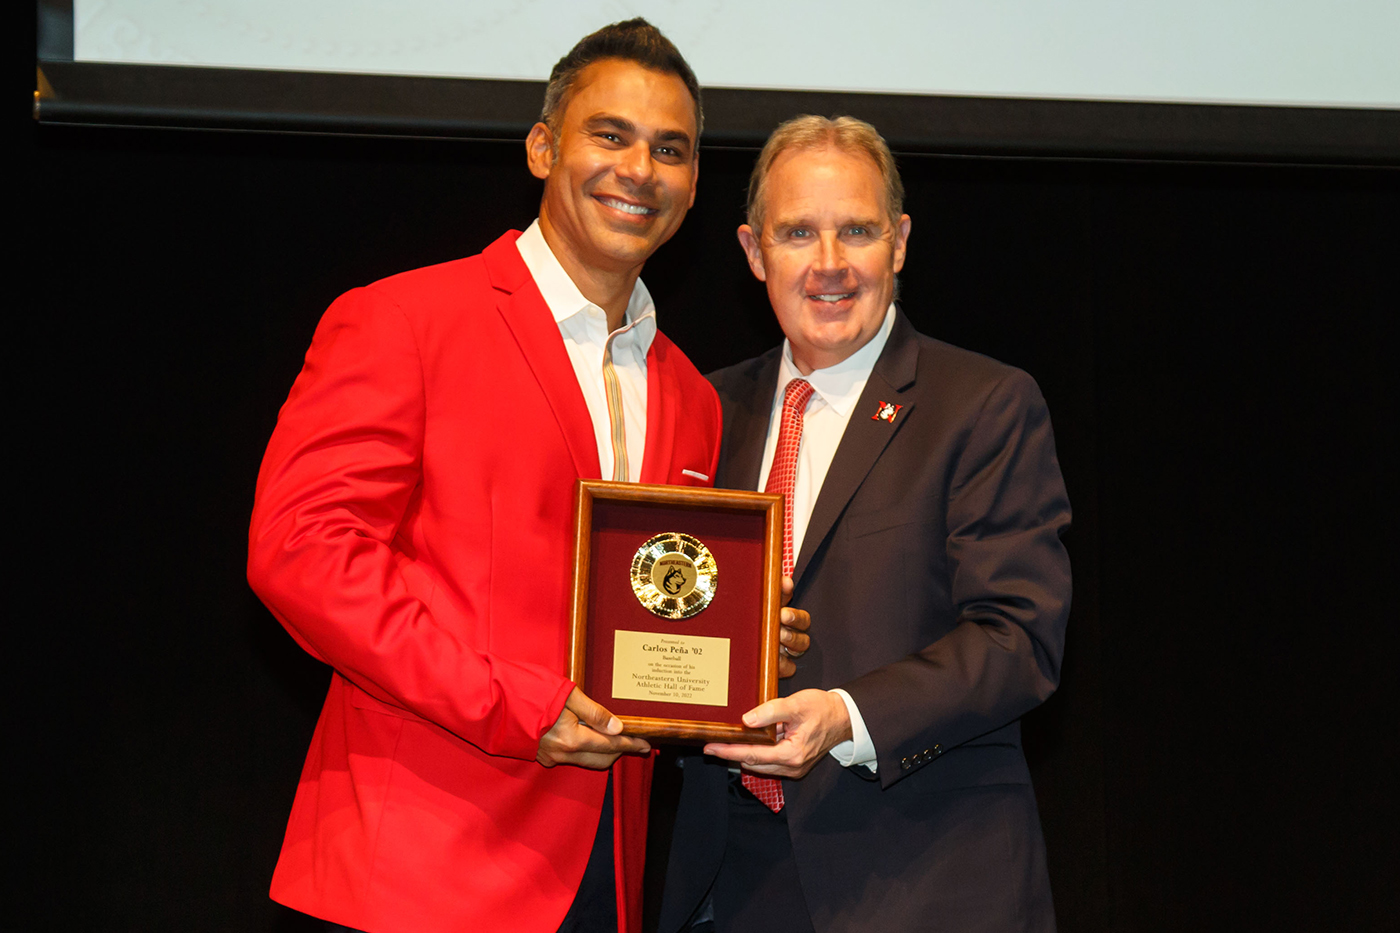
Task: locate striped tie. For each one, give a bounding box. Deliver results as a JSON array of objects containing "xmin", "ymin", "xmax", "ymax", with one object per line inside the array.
[{"xmin": 743, "ymin": 377, "xmax": 815, "ymax": 813}]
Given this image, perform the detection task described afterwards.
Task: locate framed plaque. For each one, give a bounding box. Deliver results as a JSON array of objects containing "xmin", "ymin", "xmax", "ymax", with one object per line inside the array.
[{"xmin": 568, "ymin": 480, "xmax": 783, "ymax": 745}]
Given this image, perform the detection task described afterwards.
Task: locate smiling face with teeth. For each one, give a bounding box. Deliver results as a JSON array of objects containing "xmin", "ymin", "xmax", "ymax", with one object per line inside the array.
[
  {"xmin": 526, "ymin": 58, "xmax": 698, "ymax": 312},
  {"xmin": 738, "ymin": 145, "xmax": 911, "ymax": 375}
]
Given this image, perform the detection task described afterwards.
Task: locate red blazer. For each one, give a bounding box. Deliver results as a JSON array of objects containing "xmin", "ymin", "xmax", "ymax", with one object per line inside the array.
[{"xmin": 248, "ymin": 231, "xmax": 721, "ymax": 933}]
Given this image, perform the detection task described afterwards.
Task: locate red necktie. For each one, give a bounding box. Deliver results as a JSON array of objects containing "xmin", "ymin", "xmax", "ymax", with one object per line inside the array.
[{"xmin": 742, "ymin": 377, "xmax": 815, "ymax": 813}]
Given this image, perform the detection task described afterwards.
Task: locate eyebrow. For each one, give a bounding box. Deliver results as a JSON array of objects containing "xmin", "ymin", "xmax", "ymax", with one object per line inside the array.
[
  {"xmin": 654, "ymin": 129, "xmax": 694, "ymax": 148},
  {"xmin": 583, "ymin": 114, "xmax": 636, "ymax": 135},
  {"xmin": 582, "ymin": 114, "xmax": 693, "ymax": 150},
  {"xmin": 772, "ymin": 216, "xmax": 885, "ymax": 231}
]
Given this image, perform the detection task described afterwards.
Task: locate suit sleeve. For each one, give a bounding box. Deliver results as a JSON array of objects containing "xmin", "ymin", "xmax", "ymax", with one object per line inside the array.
[
  {"xmin": 247, "ymin": 286, "xmax": 572, "ymax": 761},
  {"xmin": 841, "ymin": 369, "xmax": 1071, "ymax": 787}
]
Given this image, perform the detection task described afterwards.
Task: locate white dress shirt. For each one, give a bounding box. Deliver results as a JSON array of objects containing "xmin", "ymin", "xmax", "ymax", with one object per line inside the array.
[
  {"xmin": 757, "ymin": 304, "xmax": 897, "ymax": 772},
  {"xmin": 516, "ymin": 219, "xmax": 655, "ymax": 482}
]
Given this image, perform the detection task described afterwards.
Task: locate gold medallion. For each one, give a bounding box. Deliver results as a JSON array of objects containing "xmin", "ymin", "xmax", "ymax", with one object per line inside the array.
[{"xmin": 630, "ymin": 532, "xmax": 718, "ymax": 619}]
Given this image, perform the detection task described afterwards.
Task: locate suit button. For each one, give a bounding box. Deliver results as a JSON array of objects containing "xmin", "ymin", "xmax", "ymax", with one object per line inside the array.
[
  {"xmin": 900, "ymin": 758, "xmax": 911, "ymax": 770},
  {"xmin": 932, "ymin": 745, "xmax": 942, "ymax": 755}
]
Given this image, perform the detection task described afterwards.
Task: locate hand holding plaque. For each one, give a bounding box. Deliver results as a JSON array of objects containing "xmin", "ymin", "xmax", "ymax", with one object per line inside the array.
[
  {"xmin": 776, "ymin": 576, "xmax": 811, "ymax": 679},
  {"xmin": 536, "ymin": 686, "xmax": 652, "ymax": 770},
  {"xmin": 568, "ymin": 481, "xmax": 783, "ymax": 745}
]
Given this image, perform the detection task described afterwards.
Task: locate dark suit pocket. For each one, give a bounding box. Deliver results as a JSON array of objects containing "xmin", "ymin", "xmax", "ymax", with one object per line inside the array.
[{"xmin": 846, "ymin": 496, "xmax": 940, "ymax": 539}]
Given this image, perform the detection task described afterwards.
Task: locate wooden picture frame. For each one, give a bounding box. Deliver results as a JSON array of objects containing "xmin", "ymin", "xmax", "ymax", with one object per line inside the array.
[{"xmin": 568, "ymin": 480, "xmax": 783, "ymax": 745}]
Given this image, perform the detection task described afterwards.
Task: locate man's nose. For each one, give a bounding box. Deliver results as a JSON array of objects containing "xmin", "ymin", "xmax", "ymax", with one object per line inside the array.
[
  {"xmin": 616, "ymin": 142, "xmax": 656, "ymax": 185},
  {"xmin": 813, "ymin": 233, "xmax": 847, "ymax": 273}
]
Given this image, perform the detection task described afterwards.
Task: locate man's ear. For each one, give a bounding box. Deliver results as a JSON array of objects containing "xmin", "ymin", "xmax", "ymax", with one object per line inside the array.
[
  {"xmin": 736, "ymin": 225, "xmax": 766, "ymax": 281},
  {"xmin": 525, "ymin": 122, "xmax": 555, "ymax": 180},
  {"xmin": 891, "ymin": 214, "xmax": 912, "ymax": 274}
]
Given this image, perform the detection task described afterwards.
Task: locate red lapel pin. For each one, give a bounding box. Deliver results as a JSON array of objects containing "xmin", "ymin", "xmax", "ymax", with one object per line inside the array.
[{"xmin": 872, "ymin": 401, "xmax": 902, "ymax": 423}]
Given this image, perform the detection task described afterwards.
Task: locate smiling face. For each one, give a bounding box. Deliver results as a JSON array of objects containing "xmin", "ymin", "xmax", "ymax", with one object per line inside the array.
[
  {"xmin": 527, "ymin": 58, "xmax": 699, "ymax": 283},
  {"xmin": 738, "ymin": 145, "xmax": 910, "ymax": 374}
]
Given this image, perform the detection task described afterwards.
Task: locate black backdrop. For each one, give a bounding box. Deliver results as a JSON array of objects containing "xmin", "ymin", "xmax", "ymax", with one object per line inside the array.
[{"xmin": 18, "ymin": 77, "xmax": 1397, "ymax": 931}]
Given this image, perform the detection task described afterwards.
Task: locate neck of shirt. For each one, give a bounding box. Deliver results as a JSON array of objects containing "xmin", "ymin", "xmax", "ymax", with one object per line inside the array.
[
  {"xmin": 516, "ymin": 219, "xmax": 656, "ymax": 482},
  {"xmin": 757, "ymin": 303, "xmax": 897, "ymax": 557}
]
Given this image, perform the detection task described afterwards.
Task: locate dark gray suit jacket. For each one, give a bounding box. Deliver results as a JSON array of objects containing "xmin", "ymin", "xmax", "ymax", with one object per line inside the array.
[{"xmin": 658, "ymin": 310, "xmax": 1072, "ymax": 933}]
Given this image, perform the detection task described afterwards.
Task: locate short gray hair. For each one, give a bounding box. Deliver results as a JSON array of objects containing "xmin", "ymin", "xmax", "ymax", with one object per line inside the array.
[{"xmin": 746, "ymin": 115, "xmax": 903, "ymax": 233}]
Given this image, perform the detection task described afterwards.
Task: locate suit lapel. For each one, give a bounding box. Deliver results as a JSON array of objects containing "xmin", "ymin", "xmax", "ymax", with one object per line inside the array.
[
  {"xmin": 792, "ymin": 311, "xmax": 921, "ymax": 584},
  {"xmin": 639, "ymin": 338, "xmax": 677, "ymax": 484},
  {"xmin": 484, "ymin": 233, "xmax": 602, "ymax": 480},
  {"xmin": 720, "ymin": 353, "xmax": 782, "ymax": 491}
]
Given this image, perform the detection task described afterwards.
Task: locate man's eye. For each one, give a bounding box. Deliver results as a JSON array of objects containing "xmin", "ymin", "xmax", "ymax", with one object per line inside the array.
[
  {"xmin": 789, "ymin": 228, "xmax": 812, "ymax": 238},
  {"xmin": 846, "ymin": 225, "xmax": 869, "ymax": 236},
  {"xmin": 654, "ymin": 146, "xmax": 680, "ymax": 158}
]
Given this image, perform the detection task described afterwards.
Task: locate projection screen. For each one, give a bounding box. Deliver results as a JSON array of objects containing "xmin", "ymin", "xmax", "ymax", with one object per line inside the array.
[{"xmin": 35, "ymin": 0, "xmax": 1400, "ymax": 162}]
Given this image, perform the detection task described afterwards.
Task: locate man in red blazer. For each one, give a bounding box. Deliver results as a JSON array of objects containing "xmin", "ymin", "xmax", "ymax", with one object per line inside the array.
[{"xmin": 248, "ymin": 20, "xmax": 724, "ymax": 933}]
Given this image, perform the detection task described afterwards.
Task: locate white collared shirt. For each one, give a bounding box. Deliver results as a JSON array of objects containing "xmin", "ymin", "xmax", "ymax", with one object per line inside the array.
[
  {"xmin": 757, "ymin": 303, "xmax": 898, "ymax": 772},
  {"xmin": 516, "ymin": 220, "xmax": 655, "ymax": 482}
]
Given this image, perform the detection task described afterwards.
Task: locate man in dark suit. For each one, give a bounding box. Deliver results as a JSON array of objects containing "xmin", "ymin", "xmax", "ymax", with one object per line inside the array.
[{"xmin": 657, "ymin": 115, "xmax": 1072, "ymax": 933}]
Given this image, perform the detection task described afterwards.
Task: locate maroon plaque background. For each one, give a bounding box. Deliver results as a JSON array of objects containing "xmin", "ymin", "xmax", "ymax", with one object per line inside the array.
[{"xmin": 568, "ymin": 481, "xmax": 781, "ymax": 744}]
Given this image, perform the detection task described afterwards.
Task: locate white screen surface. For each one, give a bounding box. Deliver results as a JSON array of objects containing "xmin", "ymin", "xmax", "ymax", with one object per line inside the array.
[{"xmin": 73, "ymin": 0, "xmax": 1399, "ymax": 109}]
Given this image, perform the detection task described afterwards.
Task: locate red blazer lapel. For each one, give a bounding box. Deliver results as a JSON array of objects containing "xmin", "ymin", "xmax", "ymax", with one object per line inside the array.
[
  {"xmin": 483, "ymin": 232, "xmax": 602, "ymax": 480},
  {"xmin": 639, "ymin": 337, "xmax": 678, "ymax": 484}
]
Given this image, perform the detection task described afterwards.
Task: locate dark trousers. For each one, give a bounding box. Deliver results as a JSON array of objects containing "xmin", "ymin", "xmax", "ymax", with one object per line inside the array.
[
  {"xmin": 324, "ymin": 774, "xmax": 617, "ymax": 933},
  {"xmin": 687, "ymin": 778, "xmax": 1056, "ymax": 933},
  {"xmin": 691, "ymin": 776, "xmax": 814, "ymax": 933},
  {"xmin": 558, "ymin": 772, "xmax": 618, "ymax": 933}
]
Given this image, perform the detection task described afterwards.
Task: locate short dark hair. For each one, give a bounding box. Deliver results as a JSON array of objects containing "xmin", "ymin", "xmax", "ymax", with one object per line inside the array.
[{"xmin": 540, "ymin": 18, "xmax": 703, "ymax": 142}]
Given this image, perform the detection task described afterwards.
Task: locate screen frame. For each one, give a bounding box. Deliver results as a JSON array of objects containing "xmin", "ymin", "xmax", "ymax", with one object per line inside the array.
[{"xmin": 35, "ymin": 0, "xmax": 1400, "ymax": 164}]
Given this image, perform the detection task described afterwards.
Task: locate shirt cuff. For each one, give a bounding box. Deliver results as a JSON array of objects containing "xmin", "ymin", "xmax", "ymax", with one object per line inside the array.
[{"xmin": 827, "ymin": 688, "xmax": 878, "ymax": 772}]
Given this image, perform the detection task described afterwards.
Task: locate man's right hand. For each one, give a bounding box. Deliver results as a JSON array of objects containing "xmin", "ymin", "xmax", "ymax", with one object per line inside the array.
[
  {"xmin": 536, "ymin": 687, "xmax": 652, "ymax": 770},
  {"xmin": 778, "ymin": 575, "xmax": 811, "ymax": 678}
]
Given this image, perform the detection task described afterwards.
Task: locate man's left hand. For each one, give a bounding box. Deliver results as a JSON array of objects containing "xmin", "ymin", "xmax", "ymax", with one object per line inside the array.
[{"xmin": 702, "ymin": 689, "xmax": 852, "ymax": 779}]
